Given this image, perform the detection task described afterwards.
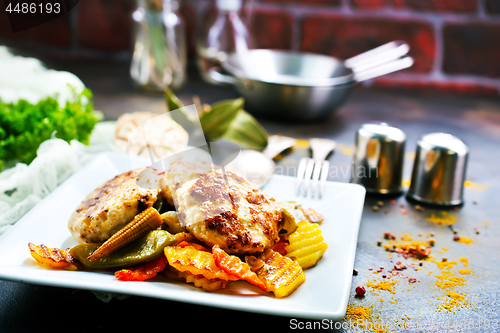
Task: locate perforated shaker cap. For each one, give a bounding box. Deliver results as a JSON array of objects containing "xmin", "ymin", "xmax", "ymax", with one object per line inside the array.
[{"xmin": 216, "ymin": 0, "xmax": 242, "ymax": 11}]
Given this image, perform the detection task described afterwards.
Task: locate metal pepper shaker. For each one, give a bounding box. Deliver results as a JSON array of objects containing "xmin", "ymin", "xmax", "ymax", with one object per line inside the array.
[
  {"xmin": 406, "ymin": 133, "xmax": 469, "ymax": 206},
  {"xmin": 351, "ymin": 122, "xmax": 406, "ymax": 195}
]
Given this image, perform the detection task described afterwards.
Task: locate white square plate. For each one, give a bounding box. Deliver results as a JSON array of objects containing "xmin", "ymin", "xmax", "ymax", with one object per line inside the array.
[{"xmin": 0, "ymin": 152, "xmax": 365, "ymax": 320}]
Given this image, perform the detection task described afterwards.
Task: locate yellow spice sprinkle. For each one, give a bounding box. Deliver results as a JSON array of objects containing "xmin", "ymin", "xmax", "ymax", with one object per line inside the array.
[
  {"xmin": 366, "ymin": 280, "xmax": 398, "ymax": 294},
  {"xmin": 342, "ymin": 148, "xmax": 352, "ymax": 155},
  {"xmin": 401, "ymin": 234, "xmax": 412, "ymax": 241},
  {"xmin": 425, "ymin": 212, "xmax": 457, "ymax": 225},
  {"xmin": 458, "ymin": 269, "xmax": 471, "ymax": 275},
  {"xmin": 457, "ymin": 237, "xmax": 474, "ymax": 244},
  {"xmin": 434, "ymin": 260, "xmax": 457, "ymax": 269},
  {"xmin": 463, "ymin": 181, "xmax": 487, "ymax": 191}
]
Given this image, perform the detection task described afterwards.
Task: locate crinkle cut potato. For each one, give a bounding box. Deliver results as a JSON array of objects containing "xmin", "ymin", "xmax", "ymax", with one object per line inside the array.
[{"xmin": 30, "ymin": 161, "xmax": 327, "ymax": 298}]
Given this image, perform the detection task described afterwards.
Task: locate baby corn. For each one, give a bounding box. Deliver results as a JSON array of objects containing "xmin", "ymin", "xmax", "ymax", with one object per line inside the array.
[{"xmin": 88, "ymin": 207, "xmax": 163, "ymax": 261}]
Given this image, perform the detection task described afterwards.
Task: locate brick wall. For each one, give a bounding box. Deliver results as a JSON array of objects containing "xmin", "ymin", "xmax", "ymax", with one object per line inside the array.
[{"xmin": 1, "ymin": 0, "xmax": 499, "ymax": 95}]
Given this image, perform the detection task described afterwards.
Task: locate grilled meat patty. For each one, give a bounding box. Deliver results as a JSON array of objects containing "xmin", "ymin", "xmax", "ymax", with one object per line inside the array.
[
  {"xmin": 171, "ymin": 162, "xmax": 282, "ymax": 254},
  {"xmin": 68, "ymin": 168, "xmax": 159, "ymax": 244}
]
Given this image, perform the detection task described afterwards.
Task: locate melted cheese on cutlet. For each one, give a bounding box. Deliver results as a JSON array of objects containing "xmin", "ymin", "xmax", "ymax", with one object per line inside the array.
[{"xmin": 174, "ymin": 170, "xmax": 281, "ymax": 254}]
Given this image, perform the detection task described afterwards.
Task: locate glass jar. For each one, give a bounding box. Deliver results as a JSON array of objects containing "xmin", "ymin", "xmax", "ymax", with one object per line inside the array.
[
  {"xmin": 131, "ymin": 0, "xmax": 187, "ymax": 92},
  {"xmin": 196, "ymin": 0, "xmax": 253, "ymax": 84}
]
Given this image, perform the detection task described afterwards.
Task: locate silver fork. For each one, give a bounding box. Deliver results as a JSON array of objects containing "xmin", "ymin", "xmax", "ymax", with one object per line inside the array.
[{"xmin": 296, "ymin": 138, "xmax": 336, "ymax": 198}]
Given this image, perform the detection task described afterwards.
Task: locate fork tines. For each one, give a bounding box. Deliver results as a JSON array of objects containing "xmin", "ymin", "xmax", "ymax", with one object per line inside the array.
[{"xmin": 296, "ymin": 157, "xmax": 330, "ymax": 198}]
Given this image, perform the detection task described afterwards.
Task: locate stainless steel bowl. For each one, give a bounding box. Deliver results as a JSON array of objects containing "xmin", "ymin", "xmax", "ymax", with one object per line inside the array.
[{"xmin": 208, "ymin": 45, "xmax": 413, "ymax": 121}]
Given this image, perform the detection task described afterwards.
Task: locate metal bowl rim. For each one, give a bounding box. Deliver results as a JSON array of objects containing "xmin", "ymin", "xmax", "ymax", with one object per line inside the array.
[{"xmin": 222, "ymin": 49, "xmax": 356, "ymax": 87}]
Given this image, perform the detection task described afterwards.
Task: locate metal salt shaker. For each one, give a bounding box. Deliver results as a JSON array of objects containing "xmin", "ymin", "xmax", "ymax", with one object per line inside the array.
[
  {"xmin": 351, "ymin": 123, "xmax": 406, "ymax": 195},
  {"xmin": 407, "ymin": 133, "xmax": 469, "ymax": 206}
]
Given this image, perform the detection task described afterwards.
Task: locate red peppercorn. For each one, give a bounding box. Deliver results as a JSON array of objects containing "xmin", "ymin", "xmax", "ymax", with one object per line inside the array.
[{"xmin": 355, "ymin": 286, "xmax": 366, "ymax": 297}]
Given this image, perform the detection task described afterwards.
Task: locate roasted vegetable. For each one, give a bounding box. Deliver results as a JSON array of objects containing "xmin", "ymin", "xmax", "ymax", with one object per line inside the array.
[
  {"xmin": 286, "ymin": 220, "xmax": 327, "ymax": 269},
  {"xmin": 164, "ymin": 245, "xmax": 239, "ymax": 281},
  {"xmin": 244, "ymin": 255, "xmax": 265, "ymax": 272},
  {"xmin": 28, "ymin": 243, "xmax": 78, "ymax": 270},
  {"xmin": 70, "ymin": 230, "xmax": 177, "ymax": 268},
  {"xmin": 273, "ymin": 238, "xmax": 289, "ymax": 256},
  {"xmin": 161, "ymin": 211, "xmax": 184, "ymax": 234},
  {"xmin": 88, "ymin": 207, "xmax": 163, "ymax": 260},
  {"xmin": 212, "ymin": 245, "xmax": 266, "ymax": 290},
  {"xmin": 278, "ymin": 201, "xmax": 306, "ymax": 222},
  {"xmin": 280, "ymin": 208, "xmax": 298, "ymax": 236},
  {"xmin": 164, "ymin": 266, "xmax": 229, "ymax": 291},
  {"xmin": 176, "ymin": 241, "xmax": 210, "ymax": 252},
  {"xmin": 300, "ymin": 207, "xmax": 324, "ymax": 224},
  {"xmin": 252, "ymin": 248, "xmax": 305, "ymax": 298},
  {"xmin": 115, "ymin": 254, "xmax": 169, "ymax": 281}
]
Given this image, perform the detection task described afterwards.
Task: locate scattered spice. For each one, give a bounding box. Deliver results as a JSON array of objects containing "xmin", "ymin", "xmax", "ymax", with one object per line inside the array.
[
  {"xmin": 383, "ymin": 232, "xmax": 396, "ymax": 240},
  {"xmin": 353, "ymin": 269, "xmax": 359, "ymax": 276},
  {"xmin": 463, "ymin": 181, "xmax": 487, "ymax": 191},
  {"xmin": 347, "ymin": 204, "xmax": 480, "ymax": 325},
  {"xmin": 344, "ymin": 305, "xmax": 388, "ymax": 333},
  {"xmin": 431, "ymin": 259, "xmax": 472, "ymax": 312},
  {"xmin": 414, "ymin": 205, "xmax": 423, "ymax": 211},
  {"xmin": 457, "ymin": 237, "xmax": 474, "ymax": 244},
  {"xmin": 425, "ymin": 212, "xmax": 457, "ymax": 225},
  {"xmin": 356, "ymin": 286, "xmax": 366, "ymax": 297},
  {"xmin": 366, "ymin": 280, "xmax": 398, "ymax": 294},
  {"xmin": 383, "ymin": 240, "xmax": 431, "ymax": 260}
]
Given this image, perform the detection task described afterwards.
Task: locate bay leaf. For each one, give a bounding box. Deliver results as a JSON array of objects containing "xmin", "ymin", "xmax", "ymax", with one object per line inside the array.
[
  {"xmin": 164, "ymin": 87, "xmax": 200, "ymax": 142},
  {"xmin": 165, "ymin": 87, "xmax": 185, "ymax": 112},
  {"xmin": 223, "ymin": 109, "xmax": 268, "ymax": 150},
  {"xmin": 200, "ymin": 98, "xmax": 244, "ymax": 141}
]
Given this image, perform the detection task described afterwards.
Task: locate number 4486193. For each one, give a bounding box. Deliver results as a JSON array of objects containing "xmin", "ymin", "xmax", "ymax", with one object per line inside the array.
[{"xmin": 5, "ymin": 2, "xmax": 61, "ymax": 14}]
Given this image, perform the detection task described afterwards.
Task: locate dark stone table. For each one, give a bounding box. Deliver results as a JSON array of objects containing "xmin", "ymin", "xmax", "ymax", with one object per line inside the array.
[{"xmin": 1, "ymin": 60, "xmax": 499, "ymax": 332}]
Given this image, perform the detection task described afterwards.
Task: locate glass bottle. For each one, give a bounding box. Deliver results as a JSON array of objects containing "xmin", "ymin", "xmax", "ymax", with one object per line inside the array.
[
  {"xmin": 196, "ymin": 0, "xmax": 253, "ymax": 84},
  {"xmin": 131, "ymin": 0, "xmax": 187, "ymax": 92}
]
